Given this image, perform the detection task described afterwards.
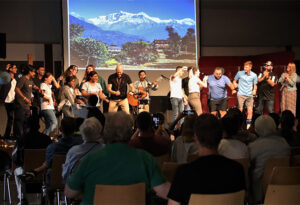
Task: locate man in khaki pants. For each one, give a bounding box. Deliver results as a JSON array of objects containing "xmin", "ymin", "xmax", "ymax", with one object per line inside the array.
[{"xmin": 107, "ymin": 64, "xmax": 135, "ymax": 114}]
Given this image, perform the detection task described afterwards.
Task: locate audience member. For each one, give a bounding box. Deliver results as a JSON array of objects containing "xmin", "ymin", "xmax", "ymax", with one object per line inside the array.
[
  {"xmin": 65, "ymin": 111, "xmax": 170, "ymax": 204},
  {"xmin": 129, "ymin": 112, "xmax": 170, "ymax": 157},
  {"xmin": 86, "ymin": 95, "xmax": 105, "ymax": 127},
  {"xmin": 248, "ymin": 115, "xmax": 290, "ymax": 203},
  {"xmin": 62, "ymin": 117, "xmax": 104, "ymax": 184},
  {"xmin": 218, "ymin": 114, "xmax": 249, "ymax": 159},
  {"xmin": 168, "ymin": 114, "xmax": 245, "ymax": 205},
  {"xmin": 279, "ymin": 110, "xmax": 299, "ymax": 146},
  {"xmin": 269, "ymin": 112, "xmax": 280, "ymax": 129},
  {"xmin": 171, "ymin": 115, "xmax": 198, "ymax": 163}
]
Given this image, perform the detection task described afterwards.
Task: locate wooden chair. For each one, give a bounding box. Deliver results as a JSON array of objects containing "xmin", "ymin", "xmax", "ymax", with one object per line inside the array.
[
  {"xmin": 290, "ymin": 154, "xmax": 300, "ymax": 166},
  {"xmin": 162, "ymin": 162, "xmax": 183, "ymax": 182},
  {"xmin": 93, "ymin": 183, "xmax": 145, "ymax": 205},
  {"xmin": 187, "ymin": 154, "xmax": 198, "ymax": 162},
  {"xmin": 23, "ymin": 149, "xmax": 46, "ymax": 185},
  {"xmin": 189, "ymin": 190, "xmax": 245, "ymax": 205},
  {"xmin": 269, "ymin": 166, "xmax": 300, "ymax": 185},
  {"xmin": 48, "ymin": 154, "xmax": 66, "ymax": 205},
  {"xmin": 264, "ymin": 184, "xmax": 300, "ymax": 205},
  {"xmin": 262, "ymin": 156, "xmax": 290, "ymax": 195},
  {"xmin": 233, "ymin": 158, "xmax": 249, "ymax": 192},
  {"xmin": 155, "ymin": 153, "xmax": 170, "ymax": 169}
]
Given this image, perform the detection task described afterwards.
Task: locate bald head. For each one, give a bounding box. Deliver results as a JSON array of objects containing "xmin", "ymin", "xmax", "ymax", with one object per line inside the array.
[{"xmin": 116, "ymin": 64, "xmax": 124, "ymax": 78}]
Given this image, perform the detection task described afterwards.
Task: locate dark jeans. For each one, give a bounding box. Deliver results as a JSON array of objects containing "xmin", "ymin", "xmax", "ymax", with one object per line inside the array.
[
  {"xmin": 256, "ymin": 98, "xmax": 274, "ymax": 114},
  {"xmin": 4, "ymin": 103, "xmax": 15, "ymax": 138},
  {"xmin": 14, "ymin": 106, "xmax": 31, "ymax": 140}
]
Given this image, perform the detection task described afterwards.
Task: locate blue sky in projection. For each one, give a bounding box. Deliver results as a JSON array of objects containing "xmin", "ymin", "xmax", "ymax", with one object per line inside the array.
[
  {"xmin": 69, "ymin": 0, "xmax": 196, "ymax": 45},
  {"xmin": 69, "ymin": 0, "xmax": 195, "ymax": 20}
]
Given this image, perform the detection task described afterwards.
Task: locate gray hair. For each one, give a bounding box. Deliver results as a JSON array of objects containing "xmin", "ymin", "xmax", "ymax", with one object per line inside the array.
[
  {"xmin": 255, "ymin": 115, "xmax": 276, "ymax": 138},
  {"xmin": 103, "ymin": 111, "xmax": 133, "ymax": 143},
  {"xmin": 80, "ymin": 117, "xmax": 102, "ymax": 142}
]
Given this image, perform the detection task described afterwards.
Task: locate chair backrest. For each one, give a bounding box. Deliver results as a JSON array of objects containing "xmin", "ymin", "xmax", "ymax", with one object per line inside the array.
[
  {"xmin": 162, "ymin": 162, "xmax": 183, "ymax": 182},
  {"xmin": 233, "ymin": 158, "xmax": 249, "ymax": 191},
  {"xmin": 189, "ymin": 190, "xmax": 245, "ymax": 205},
  {"xmin": 187, "ymin": 154, "xmax": 198, "ymax": 163},
  {"xmin": 24, "ymin": 149, "xmax": 46, "ymax": 182},
  {"xmin": 290, "ymin": 154, "xmax": 300, "ymax": 167},
  {"xmin": 49, "ymin": 154, "xmax": 66, "ymax": 190},
  {"xmin": 93, "ymin": 183, "xmax": 145, "ymax": 205},
  {"xmin": 269, "ymin": 166, "xmax": 300, "ymax": 185},
  {"xmin": 155, "ymin": 153, "xmax": 170, "ymax": 169},
  {"xmin": 262, "ymin": 156, "xmax": 290, "ymax": 194},
  {"xmin": 291, "ymin": 146, "xmax": 300, "ymax": 156},
  {"xmin": 23, "ymin": 149, "xmax": 46, "ymax": 172},
  {"xmin": 264, "ymin": 184, "xmax": 300, "ymax": 205}
]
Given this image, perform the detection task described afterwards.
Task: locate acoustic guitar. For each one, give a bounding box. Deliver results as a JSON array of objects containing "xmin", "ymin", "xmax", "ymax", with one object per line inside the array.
[{"xmin": 127, "ymin": 75, "xmax": 168, "ymax": 107}]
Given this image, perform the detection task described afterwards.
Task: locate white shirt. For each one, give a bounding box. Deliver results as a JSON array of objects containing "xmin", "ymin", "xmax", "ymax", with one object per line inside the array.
[
  {"xmin": 82, "ymin": 82, "xmax": 103, "ymax": 106},
  {"xmin": 170, "ymin": 76, "xmax": 183, "ymax": 98},
  {"xmin": 218, "ymin": 139, "xmax": 249, "ymax": 159},
  {"xmin": 5, "ymin": 78, "xmax": 16, "ymax": 103},
  {"xmin": 40, "ymin": 83, "xmax": 54, "ymax": 110},
  {"xmin": 188, "ymin": 71, "xmax": 207, "ymax": 93}
]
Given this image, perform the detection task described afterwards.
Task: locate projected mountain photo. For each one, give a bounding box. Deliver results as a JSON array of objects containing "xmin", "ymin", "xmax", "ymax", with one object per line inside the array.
[{"xmin": 69, "ymin": 0, "xmax": 197, "ymax": 69}]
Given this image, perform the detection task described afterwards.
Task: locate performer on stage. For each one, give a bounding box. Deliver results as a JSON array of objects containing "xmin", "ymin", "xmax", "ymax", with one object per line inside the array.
[
  {"xmin": 256, "ymin": 61, "xmax": 277, "ymax": 114},
  {"xmin": 133, "ymin": 70, "xmax": 158, "ymax": 113},
  {"xmin": 278, "ymin": 62, "xmax": 297, "ymax": 116},
  {"xmin": 188, "ymin": 67, "xmax": 207, "ymax": 116},
  {"xmin": 207, "ymin": 67, "xmax": 236, "ymax": 118},
  {"xmin": 170, "ymin": 66, "xmax": 185, "ymax": 124},
  {"xmin": 233, "ymin": 61, "xmax": 258, "ymax": 129},
  {"xmin": 107, "ymin": 64, "xmax": 135, "ymax": 114},
  {"xmin": 182, "ymin": 66, "xmax": 192, "ymax": 111}
]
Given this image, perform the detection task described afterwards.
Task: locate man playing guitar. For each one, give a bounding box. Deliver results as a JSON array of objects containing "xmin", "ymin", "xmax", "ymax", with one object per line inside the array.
[{"xmin": 131, "ymin": 70, "xmax": 158, "ymax": 113}]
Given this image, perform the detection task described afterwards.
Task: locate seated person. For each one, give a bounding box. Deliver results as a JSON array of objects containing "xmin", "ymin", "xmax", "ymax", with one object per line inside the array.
[
  {"xmin": 87, "ymin": 94, "xmax": 105, "ymax": 127},
  {"xmin": 218, "ymin": 114, "xmax": 249, "ymax": 159},
  {"xmin": 32, "ymin": 117, "xmax": 83, "ymax": 179},
  {"xmin": 129, "ymin": 112, "xmax": 170, "ymax": 157},
  {"xmin": 65, "ymin": 111, "xmax": 170, "ymax": 204},
  {"xmin": 62, "ymin": 117, "xmax": 104, "ymax": 184},
  {"xmin": 171, "ymin": 114, "xmax": 198, "ymax": 163},
  {"xmin": 168, "ymin": 114, "xmax": 246, "ymax": 205},
  {"xmin": 248, "ymin": 115, "xmax": 291, "ymax": 203}
]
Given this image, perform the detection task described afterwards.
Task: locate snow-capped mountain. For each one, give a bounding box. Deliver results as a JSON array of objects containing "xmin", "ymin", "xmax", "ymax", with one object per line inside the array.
[{"xmin": 87, "ymin": 11, "xmax": 195, "ymax": 41}]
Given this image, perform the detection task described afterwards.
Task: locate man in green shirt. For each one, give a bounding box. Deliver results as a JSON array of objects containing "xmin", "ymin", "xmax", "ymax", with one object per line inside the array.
[{"xmin": 65, "ymin": 111, "xmax": 170, "ymax": 204}]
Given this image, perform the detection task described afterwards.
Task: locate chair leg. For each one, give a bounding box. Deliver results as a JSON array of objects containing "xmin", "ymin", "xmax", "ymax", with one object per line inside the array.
[
  {"xmin": 64, "ymin": 195, "xmax": 68, "ymax": 205},
  {"xmin": 6, "ymin": 175, "xmax": 12, "ymax": 204},
  {"xmin": 56, "ymin": 190, "xmax": 60, "ymax": 205},
  {"xmin": 3, "ymin": 174, "xmax": 6, "ymax": 201}
]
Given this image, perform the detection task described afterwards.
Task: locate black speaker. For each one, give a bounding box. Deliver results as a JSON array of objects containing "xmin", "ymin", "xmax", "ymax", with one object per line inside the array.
[{"xmin": 0, "ymin": 33, "xmax": 6, "ymax": 59}]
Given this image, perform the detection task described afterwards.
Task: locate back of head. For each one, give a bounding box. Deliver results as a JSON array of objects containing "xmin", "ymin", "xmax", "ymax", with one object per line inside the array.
[
  {"xmin": 255, "ymin": 115, "xmax": 276, "ymax": 138},
  {"xmin": 135, "ymin": 112, "xmax": 153, "ymax": 132},
  {"xmin": 181, "ymin": 115, "xmax": 197, "ymax": 142},
  {"xmin": 88, "ymin": 95, "xmax": 98, "ymax": 106},
  {"xmin": 280, "ymin": 110, "xmax": 295, "ymax": 130},
  {"xmin": 194, "ymin": 114, "xmax": 222, "ymax": 150},
  {"xmin": 227, "ymin": 108, "xmax": 244, "ymax": 129},
  {"xmin": 103, "ymin": 111, "xmax": 133, "ymax": 143},
  {"xmin": 61, "ymin": 117, "xmax": 76, "ymax": 137},
  {"xmin": 221, "ymin": 115, "xmax": 240, "ymax": 138},
  {"xmin": 75, "ymin": 117, "xmax": 84, "ymax": 132},
  {"xmin": 269, "ymin": 113, "xmax": 280, "ymax": 128},
  {"xmin": 80, "ymin": 117, "xmax": 102, "ymax": 142}
]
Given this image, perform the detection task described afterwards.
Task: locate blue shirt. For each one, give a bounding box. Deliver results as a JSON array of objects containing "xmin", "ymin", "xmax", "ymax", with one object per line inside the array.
[
  {"xmin": 234, "ymin": 71, "xmax": 257, "ymax": 97},
  {"xmin": 207, "ymin": 75, "xmax": 231, "ymax": 101}
]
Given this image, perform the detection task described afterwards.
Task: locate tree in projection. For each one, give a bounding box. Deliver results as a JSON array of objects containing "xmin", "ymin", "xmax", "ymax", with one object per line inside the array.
[
  {"xmin": 120, "ymin": 40, "xmax": 158, "ymax": 65},
  {"xmin": 181, "ymin": 28, "xmax": 196, "ymax": 53},
  {"xmin": 70, "ymin": 24, "xmax": 84, "ymax": 40},
  {"xmin": 73, "ymin": 37, "xmax": 109, "ymax": 66},
  {"xmin": 166, "ymin": 26, "xmax": 181, "ymax": 58}
]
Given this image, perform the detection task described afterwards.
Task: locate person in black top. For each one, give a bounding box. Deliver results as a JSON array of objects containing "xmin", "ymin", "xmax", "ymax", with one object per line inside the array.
[
  {"xmin": 0, "ymin": 65, "xmax": 18, "ymax": 140},
  {"xmin": 182, "ymin": 66, "xmax": 192, "ymax": 111},
  {"xmin": 107, "ymin": 64, "xmax": 135, "ymax": 114},
  {"xmin": 32, "ymin": 66, "xmax": 45, "ymax": 119},
  {"xmin": 167, "ymin": 114, "xmax": 245, "ymax": 205},
  {"xmin": 256, "ymin": 61, "xmax": 278, "ymax": 114}
]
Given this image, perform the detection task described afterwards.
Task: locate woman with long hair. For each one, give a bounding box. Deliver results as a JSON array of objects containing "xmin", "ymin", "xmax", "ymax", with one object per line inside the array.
[
  {"xmin": 40, "ymin": 72, "xmax": 59, "ymax": 136},
  {"xmin": 278, "ymin": 62, "xmax": 297, "ymax": 116},
  {"xmin": 81, "ymin": 71, "xmax": 109, "ymax": 106}
]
